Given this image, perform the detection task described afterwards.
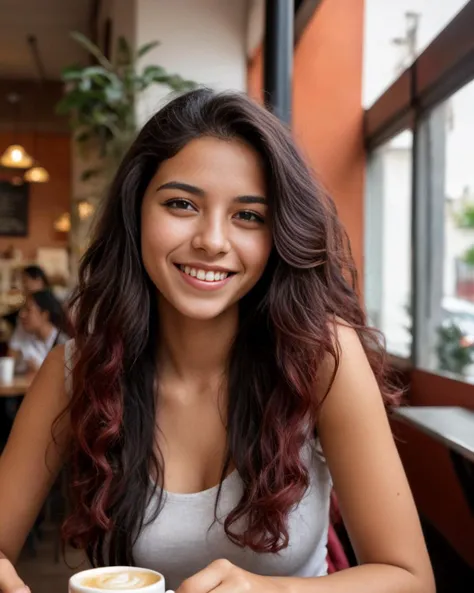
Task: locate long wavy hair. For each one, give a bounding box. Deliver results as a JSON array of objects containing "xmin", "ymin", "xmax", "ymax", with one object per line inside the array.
[{"xmin": 62, "ymin": 88, "xmax": 398, "ymax": 565}]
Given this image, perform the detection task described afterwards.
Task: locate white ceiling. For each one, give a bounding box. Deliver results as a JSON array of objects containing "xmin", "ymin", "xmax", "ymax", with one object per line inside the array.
[{"xmin": 0, "ymin": 0, "xmax": 94, "ymax": 80}]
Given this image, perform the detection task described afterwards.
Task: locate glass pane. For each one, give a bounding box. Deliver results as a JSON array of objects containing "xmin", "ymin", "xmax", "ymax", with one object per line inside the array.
[
  {"xmin": 363, "ymin": 0, "xmax": 470, "ymax": 107},
  {"xmin": 423, "ymin": 80, "xmax": 474, "ymax": 381},
  {"xmin": 365, "ymin": 130, "xmax": 413, "ymax": 358}
]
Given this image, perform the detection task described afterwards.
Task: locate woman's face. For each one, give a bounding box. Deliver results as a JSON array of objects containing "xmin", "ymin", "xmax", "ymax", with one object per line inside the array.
[
  {"xmin": 141, "ymin": 136, "xmax": 272, "ymax": 320},
  {"xmin": 19, "ymin": 297, "xmax": 48, "ymax": 333}
]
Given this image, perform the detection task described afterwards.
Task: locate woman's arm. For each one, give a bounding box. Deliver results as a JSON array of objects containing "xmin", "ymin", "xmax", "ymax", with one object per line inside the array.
[
  {"xmin": 305, "ymin": 322, "xmax": 435, "ymax": 593},
  {"xmin": 177, "ymin": 324, "xmax": 435, "ymax": 593},
  {"xmin": 0, "ymin": 346, "xmax": 70, "ymax": 564}
]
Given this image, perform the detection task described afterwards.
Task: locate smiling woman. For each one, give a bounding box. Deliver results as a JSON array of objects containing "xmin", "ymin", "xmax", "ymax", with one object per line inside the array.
[{"xmin": 0, "ymin": 89, "xmax": 434, "ymax": 593}]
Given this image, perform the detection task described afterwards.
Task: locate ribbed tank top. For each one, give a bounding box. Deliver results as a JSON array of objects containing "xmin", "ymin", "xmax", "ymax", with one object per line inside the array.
[{"xmin": 64, "ymin": 340, "xmax": 331, "ymax": 590}]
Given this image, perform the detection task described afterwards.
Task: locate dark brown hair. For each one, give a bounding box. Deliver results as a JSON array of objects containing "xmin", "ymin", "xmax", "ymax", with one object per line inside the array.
[{"xmin": 62, "ymin": 89, "xmax": 398, "ymax": 565}]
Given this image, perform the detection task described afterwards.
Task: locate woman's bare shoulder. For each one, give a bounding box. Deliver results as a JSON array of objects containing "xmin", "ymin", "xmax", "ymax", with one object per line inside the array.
[{"xmin": 0, "ymin": 345, "xmax": 71, "ymax": 561}]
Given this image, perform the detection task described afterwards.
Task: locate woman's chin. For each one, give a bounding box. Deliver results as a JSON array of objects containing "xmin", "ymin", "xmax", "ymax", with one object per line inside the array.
[{"xmin": 163, "ymin": 296, "xmax": 236, "ymax": 322}]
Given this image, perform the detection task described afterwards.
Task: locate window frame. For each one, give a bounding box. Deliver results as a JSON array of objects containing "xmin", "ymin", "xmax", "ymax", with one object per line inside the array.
[{"xmin": 364, "ymin": 0, "xmax": 474, "ymax": 377}]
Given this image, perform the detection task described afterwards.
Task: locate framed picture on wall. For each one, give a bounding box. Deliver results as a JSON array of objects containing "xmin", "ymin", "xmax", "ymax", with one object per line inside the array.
[{"xmin": 0, "ymin": 180, "xmax": 29, "ymax": 237}]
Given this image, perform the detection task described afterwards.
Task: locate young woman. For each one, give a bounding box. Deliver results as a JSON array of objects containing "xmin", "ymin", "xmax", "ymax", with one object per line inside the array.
[
  {"xmin": 0, "ymin": 89, "xmax": 434, "ymax": 593},
  {"xmin": 8, "ymin": 290, "xmax": 69, "ymax": 373}
]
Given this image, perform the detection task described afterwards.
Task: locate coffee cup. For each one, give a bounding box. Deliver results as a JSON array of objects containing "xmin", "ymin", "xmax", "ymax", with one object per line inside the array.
[
  {"xmin": 69, "ymin": 566, "xmax": 174, "ymax": 593},
  {"xmin": 0, "ymin": 357, "xmax": 14, "ymax": 384}
]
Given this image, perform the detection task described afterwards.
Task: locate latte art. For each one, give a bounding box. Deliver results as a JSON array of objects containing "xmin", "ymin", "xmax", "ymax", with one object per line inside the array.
[{"xmin": 81, "ymin": 571, "xmax": 161, "ymax": 590}]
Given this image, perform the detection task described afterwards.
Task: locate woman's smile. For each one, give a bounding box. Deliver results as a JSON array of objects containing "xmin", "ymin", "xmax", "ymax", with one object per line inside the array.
[{"xmin": 174, "ymin": 263, "xmax": 236, "ymax": 291}]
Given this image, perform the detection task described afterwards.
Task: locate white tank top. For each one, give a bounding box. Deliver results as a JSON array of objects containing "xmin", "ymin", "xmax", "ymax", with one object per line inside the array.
[{"xmin": 64, "ymin": 340, "xmax": 331, "ymax": 590}]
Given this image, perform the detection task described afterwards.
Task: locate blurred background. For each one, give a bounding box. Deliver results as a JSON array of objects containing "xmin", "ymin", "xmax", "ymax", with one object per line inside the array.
[{"xmin": 0, "ymin": 0, "xmax": 473, "ymax": 591}]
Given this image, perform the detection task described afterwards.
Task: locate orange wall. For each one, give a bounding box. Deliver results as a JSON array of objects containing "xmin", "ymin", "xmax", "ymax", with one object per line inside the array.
[
  {"xmin": 247, "ymin": 0, "xmax": 365, "ymax": 275},
  {"xmin": 0, "ymin": 132, "xmax": 71, "ymax": 260}
]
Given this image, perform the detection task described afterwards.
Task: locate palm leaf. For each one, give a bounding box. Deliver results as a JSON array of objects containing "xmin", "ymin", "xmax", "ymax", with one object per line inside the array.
[
  {"xmin": 116, "ymin": 36, "xmax": 132, "ymax": 66},
  {"xmin": 70, "ymin": 31, "xmax": 114, "ymax": 70},
  {"xmin": 137, "ymin": 40, "xmax": 160, "ymax": 58}
]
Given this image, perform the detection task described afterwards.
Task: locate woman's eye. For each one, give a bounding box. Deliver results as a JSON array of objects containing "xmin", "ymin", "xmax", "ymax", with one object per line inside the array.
[
  {"xmin": 235, "ymin": 210, "xmax": 265, "ymax": 223},
  {"xmin": 164, "ymin": 199, "xmax": 195, "ymax": 211}
]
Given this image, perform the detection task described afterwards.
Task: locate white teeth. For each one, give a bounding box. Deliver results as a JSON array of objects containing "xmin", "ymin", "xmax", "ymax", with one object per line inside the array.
[{"xmin": 179, "ymin": 265, "xmax": 230, "ymax": 282}]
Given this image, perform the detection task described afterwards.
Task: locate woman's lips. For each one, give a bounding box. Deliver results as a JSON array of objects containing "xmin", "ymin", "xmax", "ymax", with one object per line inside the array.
[{"xmin": 175, "ymin": 264, "xmax": 235, "ymax": 291}]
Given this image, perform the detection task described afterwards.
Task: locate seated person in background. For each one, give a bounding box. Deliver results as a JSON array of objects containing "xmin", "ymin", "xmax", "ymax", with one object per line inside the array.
[
  {"xmin": 7, "ymin": 290, "xmax": 69, "ymax": 373},
  {"xmin": 2, "ymin": 265, "xmax": 50, "ymax": 332}
]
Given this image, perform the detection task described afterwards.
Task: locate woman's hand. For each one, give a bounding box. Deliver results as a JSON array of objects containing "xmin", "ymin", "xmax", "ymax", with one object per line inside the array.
[
  {"xmin": 0, "ymin": 553, "xmax": 29, "ymax": 593},
  {"xmin": 176, "ymin": 559, "xmax": 291, "ymax": 593}
]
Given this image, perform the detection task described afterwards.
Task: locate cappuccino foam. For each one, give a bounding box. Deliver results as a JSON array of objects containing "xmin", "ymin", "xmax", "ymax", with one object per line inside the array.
[{"xmin": 80, "ymin": 571, "xmax": 161, "ymax": 590}]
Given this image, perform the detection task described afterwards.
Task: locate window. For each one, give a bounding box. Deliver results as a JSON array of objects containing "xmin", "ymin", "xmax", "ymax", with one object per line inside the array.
[
  {"xmin": 363, "ymin": 0, "xmax": 470, "ymax": 106},
  {"xmin": 365, "ymin": 131, "xmax": 413, "ymax": 358},
  {"xmin": 417, "ymin": 81, "xmax": 474, "ymax": 381}
]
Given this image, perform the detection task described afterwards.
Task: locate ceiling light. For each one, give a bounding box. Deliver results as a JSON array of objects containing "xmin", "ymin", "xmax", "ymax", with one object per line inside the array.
[
  {"xmin": 24, "ymin": 165, "xmax": 49, "ymax": 183},
  {"xmin": 0, "ymin": 144, "xmax": 34, "ymax": 168}
]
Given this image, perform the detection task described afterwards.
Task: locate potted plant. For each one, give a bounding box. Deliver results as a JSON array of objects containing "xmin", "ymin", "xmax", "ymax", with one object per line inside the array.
[
  {"xmin": 56, "ymin": 32, "xmax": 196, "ymax": 274},
  {"xmin": 57, "ymin": 32, "xmax": 196, "ymax": 181}
]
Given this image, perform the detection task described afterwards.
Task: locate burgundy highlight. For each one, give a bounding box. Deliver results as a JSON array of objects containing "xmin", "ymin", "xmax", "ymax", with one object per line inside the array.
[{"xmin": 61, "ymin": 89, "xmax": 400, "ymax": 565}]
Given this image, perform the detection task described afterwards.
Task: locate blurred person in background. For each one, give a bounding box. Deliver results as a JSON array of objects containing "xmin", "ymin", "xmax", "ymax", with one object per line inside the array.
[
  {"xmin": 2, "ymin": 265, "xmax": 50, "ymax": 333},
  {"xmin": 7, "ymin": 290, "xmax": 69, "ymax": 373}
]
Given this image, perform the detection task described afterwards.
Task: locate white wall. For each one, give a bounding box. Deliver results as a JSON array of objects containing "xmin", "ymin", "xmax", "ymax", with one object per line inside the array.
[{"xmin": 135, "ymin": 0, "xmax": 249, "ymax": 124}]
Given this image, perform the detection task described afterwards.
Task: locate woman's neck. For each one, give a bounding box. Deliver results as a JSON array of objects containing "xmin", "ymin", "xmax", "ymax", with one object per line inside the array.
[{"xmin": 157, "ymin": 300, "xmax": 238, "ymax": 384}]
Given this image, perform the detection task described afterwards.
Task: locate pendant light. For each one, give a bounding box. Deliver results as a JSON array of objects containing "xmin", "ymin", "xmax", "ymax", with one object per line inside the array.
[
  {"xmin": 0, "ymin": 144, "xmax": 34, "ymax": 168},
  {"xmin": 54, "ymin": 212, "xmax": 71, "ymax": 233},
  {"xmin": 24, "ymin": 165, "xmax": 49, "ymax": 183},
  {"xmin": 0, "ymin": 93, "xmax": 34, "ymax": 168}
]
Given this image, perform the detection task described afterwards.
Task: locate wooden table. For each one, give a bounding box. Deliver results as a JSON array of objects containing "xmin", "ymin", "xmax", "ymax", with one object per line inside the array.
[
  {"xmin": 0, "ymin": 374, "xmax": 34, "ymax": 397},
  {"xmin": 393, "ymin": 406, "xmax": 474, "ymax": 513}
]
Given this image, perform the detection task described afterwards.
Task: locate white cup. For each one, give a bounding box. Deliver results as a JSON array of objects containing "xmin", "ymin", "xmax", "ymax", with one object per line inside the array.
[
  {"xmin": 69, "ymin": 566, "xmax": 174, "ymax": 593},
  {"xmin": 0, "ymin": 357, "xmax": 14, "ymax": 384}
]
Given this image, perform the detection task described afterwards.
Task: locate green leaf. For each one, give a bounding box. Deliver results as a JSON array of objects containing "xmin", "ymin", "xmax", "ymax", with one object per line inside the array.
[
  {"xmin": 105, "ymin": 85, "xmax": 124, "ymax": 103},
  {"xmin": 137, "ymin": 40, "xmax": 160, "ymax": 58},
  {"xmin": 116, "ymin": 36, "xmax": 132, "ymax": 66},
  {"xmin": 62, "ymin": 65, "xmax": 86, "ymax": 81},
  {"xmin": 70, "ymin": 31, "xmax": 114, "ymax": 71},
  {"xmin": 463, "ymin": 245, "xmax": 474, "ymax": 266},
  {"xmin": 142, "ymin": 65, "xmax": 167, "ymax": 79},
  {"xmin": 79, "ymin": 77, "xmax": 92, "ymax": 92}
]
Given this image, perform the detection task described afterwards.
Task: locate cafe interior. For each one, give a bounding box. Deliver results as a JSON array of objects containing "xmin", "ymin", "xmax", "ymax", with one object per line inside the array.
[{"xmin": 0, "ymin": 1, "xmax": 473, "ymax": 592}]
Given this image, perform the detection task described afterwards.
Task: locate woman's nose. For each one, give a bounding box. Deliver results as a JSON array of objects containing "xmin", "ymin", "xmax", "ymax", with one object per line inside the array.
[{"xmin": 191, "ymin": 215, "xmax": 231, "ymax": 256}]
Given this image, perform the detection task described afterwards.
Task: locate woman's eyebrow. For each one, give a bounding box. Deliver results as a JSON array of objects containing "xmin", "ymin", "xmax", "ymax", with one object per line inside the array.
[{"xmin": 157, "ymin": 181, "xmax": 267, "ymax": 204}]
